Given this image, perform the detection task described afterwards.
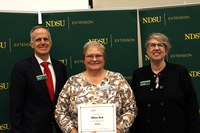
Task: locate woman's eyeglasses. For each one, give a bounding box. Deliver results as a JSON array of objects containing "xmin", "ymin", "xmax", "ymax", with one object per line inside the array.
[
  {"xmin": 85, "ymin": 54, "xmax": 103, "ymax": 60},
  {"xmin": 148, "ymin": 43, "xmax": 166, "ymax": 48}
]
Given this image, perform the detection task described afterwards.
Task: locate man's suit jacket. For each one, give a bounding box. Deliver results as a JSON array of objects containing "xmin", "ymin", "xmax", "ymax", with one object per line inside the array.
[{"xmin": 10, "ymin": 56, "xmax": 68, "ymax": 133}]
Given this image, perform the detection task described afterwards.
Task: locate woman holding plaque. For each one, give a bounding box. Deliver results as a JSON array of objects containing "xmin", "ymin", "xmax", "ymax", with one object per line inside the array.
[
  {"xmin": 130, "ymin": 33, "xmax": 200, "ymax": 133},
  {"xmin": 55, "ymin": 41, "xmax": 137, "ymax": 133}
]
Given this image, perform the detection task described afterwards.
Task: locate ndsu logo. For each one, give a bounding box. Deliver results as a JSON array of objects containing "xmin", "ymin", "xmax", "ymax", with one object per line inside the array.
[
  {"xmin": 59, "ymin": 59, "xmax": 68, "ymax": 66},
  {"xmin": 88, "ymin": 38, "xmax": 108, "ymax": 45},
  {"xmin": 0, "ymin": 123, "xmax": 11, "ymax": 131},
  {"xmin": 45, "ymin": 20, "xmax": 66, "ymax": 27},
  {"xmin": 142, "ymin": 16, "xmax": 162, "ymax": 24},
  {"xmin": 0, "ymin": 82, "xmax": 9, "ymax": 90},
  {"xmin": 144, "ymin": 55, "xmax": 150, "ymax": 61},
  {"xmin": 0, "ymin": 42, "xmax": 6, "ymax": 49},
  {"xmin": 185, "ymin": 33, "xmax": 200, "ymax": 40},
  {"xmin": 189, "ymin": 71, "xmax": 200, "ymax": 77}
]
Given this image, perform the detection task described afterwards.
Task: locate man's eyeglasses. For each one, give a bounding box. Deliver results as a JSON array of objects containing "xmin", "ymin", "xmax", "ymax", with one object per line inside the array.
[
  {"xmin": 85, "ymin": 54, "xmax": 103, "ymax": 60},
  {"xmin": 148, "ymin": 43, "xmax": 166, "ymax": 48}
]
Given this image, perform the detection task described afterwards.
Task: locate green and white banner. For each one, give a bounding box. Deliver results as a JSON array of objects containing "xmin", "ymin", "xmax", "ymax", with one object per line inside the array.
[
  {"xmin": 0, "ymin": 4, "xmax": 200, "ymax": 132},
  {"xmin": 0, "ymin": 9, "xmax": 138, "ymax": 132},
  {"xmin": 139, "ymin": 4, "xmax": 200, "ymax": 108}
]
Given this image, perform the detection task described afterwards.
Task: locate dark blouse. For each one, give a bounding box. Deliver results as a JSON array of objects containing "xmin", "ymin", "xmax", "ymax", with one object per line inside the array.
[{"xmin": 130, "ymin": 62, "xmax": 199, "ymax": 133}]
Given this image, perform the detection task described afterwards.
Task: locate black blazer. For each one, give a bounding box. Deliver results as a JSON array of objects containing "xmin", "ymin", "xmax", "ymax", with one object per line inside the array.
[{"xmin": 10, "ymin": 56, "xmax": 68, "ymax": 133}]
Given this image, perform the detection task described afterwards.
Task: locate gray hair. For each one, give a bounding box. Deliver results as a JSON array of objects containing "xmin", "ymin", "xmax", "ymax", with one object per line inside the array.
[
  {"xmin": 82, "ymin": 41, "xmax": 106, "ymax": 59},
  {"xmin": 30, "ymin": 25, "xmax": 51, "ymax": 41},
  {"xmin": 145, "ymin": 33, "xmax": 172, "ymax": 52}
]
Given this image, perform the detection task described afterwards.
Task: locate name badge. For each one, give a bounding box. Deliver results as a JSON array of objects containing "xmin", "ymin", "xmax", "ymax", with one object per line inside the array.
[
  {"xmin": 140, "ymin": 80, "xmax": 150, "ymax": 86},
  {"xmin": 36, "ymin": 74, "xmax": 47, "ymax": 81},
  {"xmin": 98, "ymin": 85, "xmax": 111, "ymax": 90}
]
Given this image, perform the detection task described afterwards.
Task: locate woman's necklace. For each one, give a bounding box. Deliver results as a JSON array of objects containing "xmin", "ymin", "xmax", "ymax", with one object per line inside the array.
[
  {"xmin": 152, "ymin": 62, "xmax": 166, "ymax": 89},
  {"xmin": 155, "ymin": 75, "xmax": 159, "ymax": 89}
]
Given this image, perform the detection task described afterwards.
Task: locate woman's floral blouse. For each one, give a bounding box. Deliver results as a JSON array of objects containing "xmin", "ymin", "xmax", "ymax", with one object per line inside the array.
[{"xmin": 55, "ymin": 70, "xmax": 137, "ymax": 133}]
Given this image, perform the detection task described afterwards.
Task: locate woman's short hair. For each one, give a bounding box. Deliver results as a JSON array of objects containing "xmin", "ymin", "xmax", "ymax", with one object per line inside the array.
[
  {"xmin": 82, "ymin": 41, "xmax": 106, "ymax": 59},
  {"xmin": 145, "ymin": 33, "xmax": 172, "ymax": 52}
]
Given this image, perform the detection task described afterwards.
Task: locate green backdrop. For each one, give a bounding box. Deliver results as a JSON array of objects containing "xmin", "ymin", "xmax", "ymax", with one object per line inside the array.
[
  {"xmin": 0, "ymin": 4, "xmax": 200, "ymax": 132},
  {"xmin": 139, "ymin": 4, "xmax": 200, "ymax": 110},
  {"xmin": 41, "ymin": 10, "xmax": 138, "ymax": 78},
  {"xmin": 0, "ymin": 9, "xmax": 138, "ymax": 132},
  {"xmin": 0, "ymin": 12, "xmax": 38, "ymax": 132}
]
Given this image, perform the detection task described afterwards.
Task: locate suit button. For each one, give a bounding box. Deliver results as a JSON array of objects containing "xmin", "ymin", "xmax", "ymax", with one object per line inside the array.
[
  {"xmin": 147, "ymin": 119, "xmax": 150, "ymax": 123},
  {"xmin": 162, "ymin": 117, "xmax": 166, "ymax": 122},
  {"xmin": 160, "ymin": 101, "xmax": 164, "ymax": 106},
  {"xmin": 147, "ymin": 104, "xmax": 151, "ymax": 107}
]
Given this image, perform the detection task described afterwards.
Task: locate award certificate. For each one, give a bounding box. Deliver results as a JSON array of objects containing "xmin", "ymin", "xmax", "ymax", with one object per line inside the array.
[{"xmin": 78, "ymin": 104, "xmax": 116, "ymax": 133}]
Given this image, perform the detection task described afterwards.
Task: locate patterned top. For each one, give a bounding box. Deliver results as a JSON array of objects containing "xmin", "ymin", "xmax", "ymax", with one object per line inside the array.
[{"xmin": 55, "ymin": 70, "xmax": 137, "ymax": 133}]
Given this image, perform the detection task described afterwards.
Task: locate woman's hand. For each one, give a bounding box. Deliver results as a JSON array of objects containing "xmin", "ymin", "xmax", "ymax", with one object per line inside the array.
[
  {"xmin": 117, "ymin": 128, "xmax": 121, "ymax": 133},
  {"xmin": 70, "ymin": 128, "xmax": 78, "ymax": 133}
]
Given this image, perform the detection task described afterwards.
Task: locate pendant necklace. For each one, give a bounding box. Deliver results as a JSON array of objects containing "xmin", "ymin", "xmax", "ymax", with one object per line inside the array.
[{"xmin": 155, "ymin": 74, "xmax": 159, "ymax": 89}]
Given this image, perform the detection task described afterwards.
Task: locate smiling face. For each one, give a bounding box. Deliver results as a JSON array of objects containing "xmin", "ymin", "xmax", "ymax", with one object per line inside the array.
[
  {"xmin": 145, "ymin": 33, "xmax": 171, "ymax": 64},
  {"xmin": 82, "ymin": 41, "xmax": 106, "ymax": 72},
  {"xmin": 30, "ymin": 27, "xmax": 52, "ymax": 60},
  {"xmin": 84, "ymin": 46, "xmax": 105, "ymax": 72},
  {"xmin": 146, "ymin": 38, "xmax": 167, "ymax": 63}
]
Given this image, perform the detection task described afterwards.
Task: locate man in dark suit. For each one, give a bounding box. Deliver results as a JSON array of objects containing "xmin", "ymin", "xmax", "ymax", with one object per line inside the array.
[{"xmin": 10, "ymin": 25, "xmax": 68, "ymax": 133}]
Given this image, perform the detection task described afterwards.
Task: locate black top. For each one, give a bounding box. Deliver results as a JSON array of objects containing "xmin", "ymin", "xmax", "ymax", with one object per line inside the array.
[{"xmin": 130, "ymin": 62, "xmax": 199, "ymax": 133}]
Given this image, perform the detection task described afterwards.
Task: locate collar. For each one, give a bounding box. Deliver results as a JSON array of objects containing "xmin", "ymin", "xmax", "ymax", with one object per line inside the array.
[{"xmin": 34, "ymin": 54, "xmax": 52, "ymax": 65}]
